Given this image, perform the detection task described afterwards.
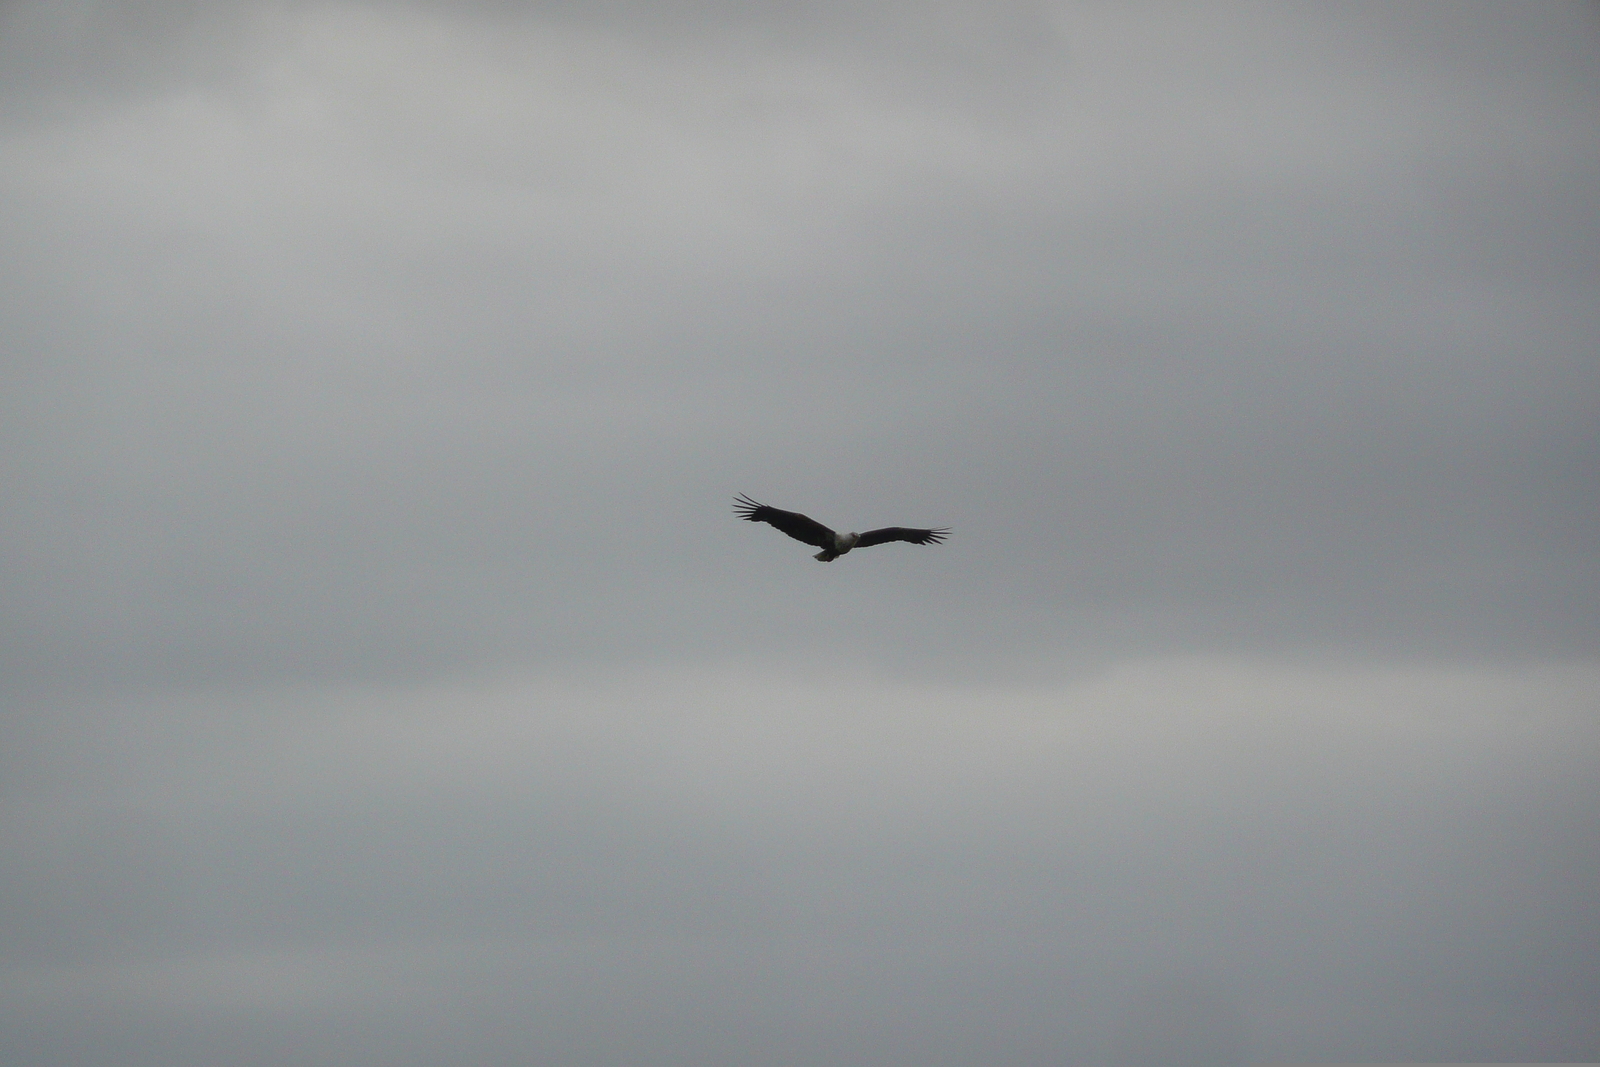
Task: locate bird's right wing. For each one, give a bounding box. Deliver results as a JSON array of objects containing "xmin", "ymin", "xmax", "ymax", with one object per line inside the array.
[{"xmin": 733, "ymin": 494, "xmax": 837, "ymax": 548}]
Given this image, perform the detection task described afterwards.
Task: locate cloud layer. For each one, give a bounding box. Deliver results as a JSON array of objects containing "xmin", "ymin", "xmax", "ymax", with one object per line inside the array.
[{"xmin": 5, "ymin": 661, "xmax": 1598, "ymax": 1064}]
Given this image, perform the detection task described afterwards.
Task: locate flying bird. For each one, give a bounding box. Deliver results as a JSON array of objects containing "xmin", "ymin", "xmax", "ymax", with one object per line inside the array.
[{"xmin": 734, "ymin": 493, "xmax": 950, "ymax": 562}]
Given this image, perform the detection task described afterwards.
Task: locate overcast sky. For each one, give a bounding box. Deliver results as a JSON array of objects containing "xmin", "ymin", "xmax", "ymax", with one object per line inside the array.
[{"xmin": 2, "ymin": 2, "xmax": 1597, "ymax": 1064}]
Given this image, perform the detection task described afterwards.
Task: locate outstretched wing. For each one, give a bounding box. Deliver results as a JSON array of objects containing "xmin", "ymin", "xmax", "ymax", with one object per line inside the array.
[
  {"xmin": 733, "ymin": 494, "xmax": 837, "ymax": 549},
  {"xmin": 856, "ymin": 526, "xmax": 950, "ymax": 548}
]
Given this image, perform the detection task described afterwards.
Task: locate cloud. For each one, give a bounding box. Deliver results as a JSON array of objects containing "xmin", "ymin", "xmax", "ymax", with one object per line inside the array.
[
  {"xmin": 0, "ymin": 5, "xmax": 1596, "ymax": 1060},
  {"xmin": 2, "ymin": 659, "xmax": 1597, "ymax": 1063}
]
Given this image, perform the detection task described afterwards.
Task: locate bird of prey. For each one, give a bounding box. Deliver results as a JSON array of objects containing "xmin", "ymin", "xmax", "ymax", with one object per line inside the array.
[{"xmin": 734, "ymin": 494, "xmax": 950, "ymax": 562}]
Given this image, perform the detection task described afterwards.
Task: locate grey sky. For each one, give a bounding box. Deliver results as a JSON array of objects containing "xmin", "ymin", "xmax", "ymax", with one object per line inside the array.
[{"xmin": 2, "ymin": 2, "xmax": 1597, "ymax": 1064}]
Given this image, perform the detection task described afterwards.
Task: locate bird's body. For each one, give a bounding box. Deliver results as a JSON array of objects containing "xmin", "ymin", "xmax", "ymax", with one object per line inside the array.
[{"xmin": 733, "ymin": 494, "xmax": 949, "ymax": 561}]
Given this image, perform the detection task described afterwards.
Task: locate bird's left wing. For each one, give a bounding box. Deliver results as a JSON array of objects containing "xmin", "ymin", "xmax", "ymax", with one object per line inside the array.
[{"xmin": 856, "ymin": 526, "xmax": 950, "ymax": 548}]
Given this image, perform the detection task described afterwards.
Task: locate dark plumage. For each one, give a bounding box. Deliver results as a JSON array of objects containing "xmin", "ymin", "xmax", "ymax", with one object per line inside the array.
[{"xmin": 734, "ymin": 494, "xmax": 950, "ymax": 562}]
